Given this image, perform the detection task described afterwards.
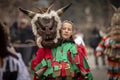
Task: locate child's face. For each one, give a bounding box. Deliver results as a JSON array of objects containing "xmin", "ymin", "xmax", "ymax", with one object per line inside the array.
[{"xmin": 61, "ymin": 22, "xmax": 73, "ymax": 39}]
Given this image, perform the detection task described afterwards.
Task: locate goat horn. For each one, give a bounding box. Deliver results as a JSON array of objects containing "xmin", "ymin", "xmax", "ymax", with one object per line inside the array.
[
  {"xmin": 19, "ymin": 8, "xmax": 35, "ymax": 18},
  {"xmin": 57, "ymin": 3, "xmax": 72, "ymax": 16}
]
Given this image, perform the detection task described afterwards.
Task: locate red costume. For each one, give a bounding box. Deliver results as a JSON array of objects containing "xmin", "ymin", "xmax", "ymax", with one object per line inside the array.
[{"xmin": 31, "ymin": 44, "xmax": 92, "ymax": 80}]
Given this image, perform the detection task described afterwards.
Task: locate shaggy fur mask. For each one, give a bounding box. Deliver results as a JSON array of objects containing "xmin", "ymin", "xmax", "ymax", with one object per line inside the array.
[
  {"xmin": 19, "ymin": 3, "xmax": 72, "ymax": 48},
  {"xmin": 110, "ymin": 6, "xmax": 120, "ymax": 41}
]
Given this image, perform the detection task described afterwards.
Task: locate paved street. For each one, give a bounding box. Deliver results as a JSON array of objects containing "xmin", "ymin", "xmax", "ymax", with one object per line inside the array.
[{"xmin": 87, "ymin": 47, "xmax": 107, "ymax": 80}]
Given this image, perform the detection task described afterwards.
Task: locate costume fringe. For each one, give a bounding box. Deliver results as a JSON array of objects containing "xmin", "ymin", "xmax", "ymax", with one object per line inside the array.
[{"xmin": 107, "ymin": 60, "xmax": 120, "ymax": 79}]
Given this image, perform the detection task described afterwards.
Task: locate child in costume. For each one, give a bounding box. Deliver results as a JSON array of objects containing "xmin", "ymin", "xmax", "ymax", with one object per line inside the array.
[
  {"xmin": 50, "ymin": 20, "xmax": 93, "ymax": 80},
  {"xmin": 19, "ymin": 3, "xmax": 93, "ymax": 80},
  {"xmin": 96, "ymin": 5, "xmax": 120, "ymax": 80},
  {"xmin": 19, "ymin": 3, "xmax": 72, "ymax": 80},
  {"xmin": 31, "ymin": 20, "xmax": 93, "ymax": 80}
]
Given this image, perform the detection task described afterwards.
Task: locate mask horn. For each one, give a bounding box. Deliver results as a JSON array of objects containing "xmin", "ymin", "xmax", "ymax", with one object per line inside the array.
[
  {"xmin": 36, "ymin": 7, "xmax": 45, "ymax": 14},
  {"xmin": 111, "ymin": 5, "xmax": 117, "ymax": 12},
  {"xmin": 19, "ymin": 8, "xmax": 35, "ymax": 18},
  {"xmin": 57, "ymin": 3, "xmax": 72, "ymax": 16},
  {"xmin": 46, "ymin": 3, "xmax": 55, "ymax": 13}
]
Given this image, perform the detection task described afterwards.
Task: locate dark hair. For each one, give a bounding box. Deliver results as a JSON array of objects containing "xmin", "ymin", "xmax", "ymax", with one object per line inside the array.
[
  {"xmin": 0, "ymin": 22, "xmax": 9, "ymax": 58},
  {"xmin": 0, "ymin": 22, "xmax": 18, "ymax": 59}
]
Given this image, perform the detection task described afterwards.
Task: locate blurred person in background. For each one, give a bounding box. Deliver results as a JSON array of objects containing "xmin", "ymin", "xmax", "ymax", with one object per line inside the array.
[
  {"xmin": 89, "ymin": 26, "xmax": 106, "ymax": 69},
  {"xmin": 96, "ymin": 2, "xmax": 120, "ymax": 79},
  {"xmin": 0, "ymin": 22, "xmax": 31, "ymax": 80},
  {"xmin": 10, "ymin": 18, "xmax": 36, "ymax": 66}
]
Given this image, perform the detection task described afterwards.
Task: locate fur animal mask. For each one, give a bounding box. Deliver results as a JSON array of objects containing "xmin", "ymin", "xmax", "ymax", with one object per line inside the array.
[
  {"xmin": 19, "ymin": 3, "xmax": 72, "ymax": 48},
  {"xmin": 110, "ymin": 6, "xmax": 120, "ymax": 41}
]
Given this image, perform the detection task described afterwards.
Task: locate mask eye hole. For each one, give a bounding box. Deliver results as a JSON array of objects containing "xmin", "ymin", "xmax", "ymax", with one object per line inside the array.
[
  {"xmin": 42, "ymin": 18, "xmax": 50, "ymax": 24},
  {"xmin": 35, "ymin": 20, "xmax": 45, "ymax": 30}
]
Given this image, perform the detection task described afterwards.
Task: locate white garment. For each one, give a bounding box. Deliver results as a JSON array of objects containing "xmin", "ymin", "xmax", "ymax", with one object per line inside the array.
[
  {"xmin": 16, "ymin": 53, "xmax": 31, "ymax": 80},
  {"xmin": 0, "ymin": 56, "xmax": 19, "ymax": 80},
  {"xmin": 74, "ymin": 36, "xmax": 85, "ymax": 46},
  {"xmin": 7, "ymin": 46, "xmax": 31, "ymax": 80},
  {"xmin": 0, "ymin": 54, "xmax": 31, "ymax": 80}
]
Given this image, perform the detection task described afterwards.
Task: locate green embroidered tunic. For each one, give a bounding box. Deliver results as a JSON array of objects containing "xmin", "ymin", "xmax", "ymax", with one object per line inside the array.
[
  {"xmin": 51, "ymin": 42, "xmax": 80, "ymax": 75},
  {"xmin": 32, "ymin": 42, "xmax": 93, "ymax": 80}
]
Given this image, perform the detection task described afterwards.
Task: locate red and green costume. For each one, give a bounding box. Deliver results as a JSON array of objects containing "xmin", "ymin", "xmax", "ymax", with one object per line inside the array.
[
  {"xmin": 96, "ymin": 35, "xmax": 120, "ymax": 79},
  {"xmin": 31, "ymin": 42, "xmax": 93, "ymax": 80}
]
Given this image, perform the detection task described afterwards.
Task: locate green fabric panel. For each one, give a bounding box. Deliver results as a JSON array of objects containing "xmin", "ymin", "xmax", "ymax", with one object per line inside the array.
[
  {"xmin": 51, "ymin": 48, "xmax": 56, "ymax": 58},
  {"xmin": 35, "ymin": 59, "xmax": 47, "ymax": 71},
  {"xmin": 70, "ymin": 44, "xmax": 77, "ymax": 63},
  {"xmin": 31, "ymin": 70, "xmax": 34, "ymax": 75},
  {"xmin": 68, "ymin": 61, "xmax": 74, "ymax": 72},
  {"xmin": 60, "ymin": 42, "xmax": 70, "ymax": 61},
  {"xmin": 70, "ymin": 44, "xmax": 77, "ymax": 55},
  {"xmin": 44, "ymin": 67, "xmax": 53, "ymax": 76},
  {"xmin": 54, "ymin": 66, "xmax": 59, "ymax": 70},
  {"xmin": 55, "ymin": 43, "xmax": 77, "ymax": 62},
  {"xmin": 86, "ymin": 72, "xmax": 93, "ymax": 80},
  {"xmin": 55, "ymin": 46, "xmax": 62, "ymax": 62},
  {"xmin": 51, "ymin": 42, "xmax": 80, "ymax": 77},
  {"xmin": 68, "ymin": 60, "xmax": 80, "ymax": 73},
  {"xmin": 41, "ymin": 59, "xmax": 47, "ymax": 67},
  {"xmin": 47, "ymin": 59, "xmax": 51, "ymax": 67},
  {"xmin": 43, "ymin": 59, "xmax": 54, "ymax": 77},
  {"xmin": 55, "ymin": 43, "xmax": 73, "ymax": 62},
  {"xmin": 35, "ymin": 63, "xmax": 42, "ymax": 71},
  {"xmin": 52, "ymin": 72, "xmax": 56, "ymax": 78},
  {"xmin": 69, "ymin": 44, "xmax": 79, "ymax": 72},
  {"xmin": 83, "ymin": 57, "xmax": 90, "ymax": 69},
  {"xmin": 73, "ymin": 64, "xmax": 79, "ymax": 73}
]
